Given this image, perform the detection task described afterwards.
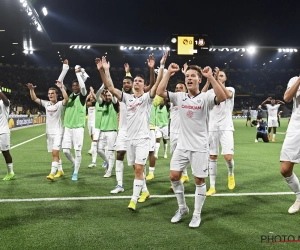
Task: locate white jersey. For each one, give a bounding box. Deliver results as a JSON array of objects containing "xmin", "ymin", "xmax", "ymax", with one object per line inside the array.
[
  {"xmin": 286, "ymin": 77, "xmax": 300, "ymax": 133},
  {"xmin": 170, "ymin": 103, "xmax": 180, "ymax": 134},
  {"xmin": 87, "ymin": 105, "xmax": 96, "ymax": 125},
  {"xmin": 118, "ymin": 101, "xmax": 127, "ymax": 132},
  {"xmin": 168, "ymin": 91, "xmax": 215, "ymax": 152},
  {"xmin": 121, "ymin": 92, "xmax": 153, "ymax": 140},
  {"xmin": 207, "ymin": 87, "xmax": 235, "ymax": 131},
  {"xmin": 41, "ymin": 100, "xmax": 64, "ymax": 134},
  {"xmin": 266, "ymin": 104, "xmax": 280, "ymax": 119},
  {"xmin": 0, "ymin": 100, "xmax": 10, "ymax": 134}
]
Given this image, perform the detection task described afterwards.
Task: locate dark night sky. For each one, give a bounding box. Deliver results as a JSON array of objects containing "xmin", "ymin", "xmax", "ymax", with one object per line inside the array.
[{"xmin": 32, "ymin": 0, "xmax": 300, "ymax": 47}]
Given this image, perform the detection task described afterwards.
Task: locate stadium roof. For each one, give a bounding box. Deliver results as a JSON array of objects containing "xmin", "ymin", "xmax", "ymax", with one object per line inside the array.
[{"xmin": 1, "ymin": 0, "xmax": 300, "ymax": 69}]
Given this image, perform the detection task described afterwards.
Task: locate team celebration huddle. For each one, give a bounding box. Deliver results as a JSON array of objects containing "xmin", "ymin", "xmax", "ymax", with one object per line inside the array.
[{"xmin": 2, "ymin": 52, "xmax": 300, "ymax": 229}]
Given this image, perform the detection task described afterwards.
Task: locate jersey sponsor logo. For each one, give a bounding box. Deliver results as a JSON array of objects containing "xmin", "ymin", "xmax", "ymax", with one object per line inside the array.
[{"xmin": 181, "ymin": 105, "xmax": 202, "ymax": 110}]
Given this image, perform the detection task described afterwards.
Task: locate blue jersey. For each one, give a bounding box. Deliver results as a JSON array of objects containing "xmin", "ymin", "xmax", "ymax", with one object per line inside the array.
[{"xmin": 257, "ymin": 120, "xmax": 267, "ymax": 133}]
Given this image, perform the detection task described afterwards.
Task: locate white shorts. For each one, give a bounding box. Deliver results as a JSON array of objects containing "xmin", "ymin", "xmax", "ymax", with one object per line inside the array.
[
  {"xmin": 149, "ymin": 129, "xmax": 156, "ymax": 152},
  {"xmin": 209, "ymin": 130, "xmax": 234, "ymax": 155},
  {"xmin": 170, "ymin": 148, "xmax": 209, "ymax": 178},
  {"xmin": 62, "ymin": 127, "xmax": 84, "ymax": 151},
  {"xmin": 87, "ymin": 122, "xmax": 95, "ymax": 136},
  {"xmin": 156, "ymin": 126, "xmax": 169, "ymax": 139},
  {"xmin": 280, "ymin": 132, "xmax": 300, "ymax": 163},
  {"xmin": 0, "ymin": 133, "xmax": 10, "ymax": 151},
  {"xmin": 170, "ymin": 132, "xmax": 179, "ymax": 154},
  {"xmin": 47, "ymin": 133, "xmax": 63, "ymax": 152},
  {"xmin": 115, "ymin": 130, "xmax": 127, "ymax": 151},
  {"xmin": 268, "ymin": 118, "xmax": 278, "ymax": 128},
  {"xmin": 126, "ymin": 138, "xmax": 150, "ymax": 166},
  {"xmin": 98, "ymin": 131, "xmax": 117, "ymax": 151}
]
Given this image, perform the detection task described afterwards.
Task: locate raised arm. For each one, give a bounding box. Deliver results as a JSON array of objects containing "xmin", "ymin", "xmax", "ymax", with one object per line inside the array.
[
  {"xmin": 284, "ymin": 77, "xmax": 300, "ymax": 102},
  {"xmin": 124, "ymin": 63, "xmax": 132, "ymax": 77},
  {"xmin": 75, "ymin": 66, "xmax": 87, "ymax": 96},
  {"xmin": 0, "ymin": 89, "xmax": 9, "ymax": 106},
  {"xmin": 201, "ymin": 79, "xmax": 211, "ymax": 93},
  {"xmin": 144, "ymin": 54, "xmax": 155, "ymax": 93},
  {"xmin": 26, "ymin": 83, "xmax": 40, "ymax": 105},
  {"xmin": 56, "ymin": 80, "xmax": 69, "ymax": 105},
  {"xmin": 95, "ymin": 57, "xmax": 122, "ymax": 100},
  {"xmin": 276, "ymin": 99, "xmax": 285, "ymax": 105},
  {"xmin": 95, "ymin": 83, "xmax": 105, "ymax": 104},
  {"xmin": 214, "ymin": 67, "xmax": 233, "ymax": 98},
  {"xmin": 201, "ymin": 67, "xmax": 226, "ymax": 103},
  {"xmin": 261, "ymin": 97, "xmax": 272, "ymax": 106},
  {"xmin": 181, "ymin": 63, "xmax": 188, "ymax": 75},
  {"xmin": 58, "ymin": 59, "xmax": 69, "ymax": 84},
  {"xmin": 150, "ymin": 51, "xmax": 168, "ymax": 98},
  {"xmin": 156, "ymin": 62, "xmax": 180, "ymax": 99}
]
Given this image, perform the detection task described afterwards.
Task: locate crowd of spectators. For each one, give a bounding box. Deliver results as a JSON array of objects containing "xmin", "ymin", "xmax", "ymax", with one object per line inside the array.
[{"xmin": 0, "ymin": 65, "xmax": 296, "ymax": 115}]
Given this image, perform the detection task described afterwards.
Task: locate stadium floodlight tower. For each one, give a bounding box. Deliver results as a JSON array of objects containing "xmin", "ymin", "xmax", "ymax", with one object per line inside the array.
[{"xmin": 247, "ymin": 46, "xmax": 256, "ymax": 54}]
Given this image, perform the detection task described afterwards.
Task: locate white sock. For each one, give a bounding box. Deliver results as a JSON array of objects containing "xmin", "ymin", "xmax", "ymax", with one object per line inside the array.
[
  {"xmin": 107, "ymin": 151, "xmax": 115, "ymax": 174},
  {"xmin": 273, "ymin": 134, "xmax": 276, "ymax": 139},
  {"xmin": 74, "ymin": 150, "xmax": 82, "ymax": 174},
  {"xmin": 194, "ymin": 183, "xmax": 206, "ymax": 216},
  {"xmin": 154, "ymin": 142, "xmax": 160, "ymax": 156},
  {"xmin": 164, "ymin": 143, "xmax": 168, "ymax": 155},
  {"xmin": 115, "ymin": 160, "xmax": 124, "ymax": 187},
  {"xmin": 171, "ymin": 180, "xmax": 187, "ymax": 209},
  {"xmin": 92, "ymin": 141, "xmax": 97, "ymax": 163},
  {"xmin": 58, "ymin": 159, "xmax": 63, "ymax": 171},
  {"xmin": 90, "ymin": 142, "xmax": 93, "ymax": 151},
  {"xmin": 142, "ymin": 172, "xmax": 148, "ymax": 193},
  {"xmin": 149, "ymin": 166, "xmax": 155, "ymax": 174},
  {"xmin": 131, "ymin": 179, "xmax": 143, "ymax": 203},
  {"xmin": 182, "ymin": 168, "xmax": 188, "ymax": 177},
  {"xmin": 63, "ymin": 149, "xmax": 75, "ymax": 165},
  {"xmin": 226, "ymin": 159, "xmax": 234, "ymax": 176},
  {"xmin": 209, "ymin": 159, "xmax": 217, "ymax": 188},
  {"xmin": 285, "ymin": 173, "xmax": 300, "ymax": 200},
  {"xmin": 51, "ymin": 162, "xmax": 58, "ymax": 175},
  {"xmin": 7, "ymin": 163, "xmax": 14, "ymax": 174}
]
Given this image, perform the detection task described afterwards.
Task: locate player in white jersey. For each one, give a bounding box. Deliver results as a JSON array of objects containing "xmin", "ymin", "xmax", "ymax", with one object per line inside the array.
[
  {"xmin": 157, "ymin": 64, "xmax": 227, "ymax": 228},
  {"xmin": 27, "ymin": 79, "xmax": 68, "ymax": 180},
  {"xmin": 110, "ymin": 75, "xmax": 132, "ymax": 194},
  {"xmin": 86, "ymin": 87, "xmax": 96, "ymax": 156},
  {"xmin": 279, "ymin": 76, "xmax": 300, "ymax": 214},
  {"xmin": 202, "ymin": 68, "xmax": 236, "ymax": 196},
  {"xmin": 96, "ymin": 52, "xmax": 166, "ymax": 210},
  {"xmin": 169, "ymin": 82, "xmax": 189, "ymax": 187},
  {"xmin": 261, "ymin": 97, "xmax": 285, "ymax": 142},
  {"xmin": 0, "ymin": 89, "xmax": 15, "ymax": 181}
]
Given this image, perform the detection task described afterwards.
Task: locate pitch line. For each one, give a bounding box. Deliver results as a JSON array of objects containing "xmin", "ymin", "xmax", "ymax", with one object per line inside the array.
[
  {"xmin": 10, "ymin": 134, "xmax": 46, "ymax": 149},
  {"xmin": 0, "ymin": 192, "xmax": 294, "ymax": 203}
]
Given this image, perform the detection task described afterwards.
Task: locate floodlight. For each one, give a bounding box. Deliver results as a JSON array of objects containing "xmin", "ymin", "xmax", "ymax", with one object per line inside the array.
[
  {"xmin": 42, "ymin": 7, "xmax": 48, "ymax": 16},
  {"xmin": 294, "ymin": 49, "xmax": 298, "ymax": 52},
  {"xmin": 23, "ymin": 2, "xmax": 27, "ymax": 7},
  {"xmin": 87, "ymin": 46, "xmax": 90, "ymax": 49},
  {"xmin": 247, "ymin": 46, "xmax": 256, "ymax": 54},
  {"xmin": 30, "ymin": 50, "xmax": 33, "ymax": 54},
  {"xmin": 70, "ymin": 45, "xmax": 73, "ymax": 48},
  {"xmin": 37, "ymin": 25, "xmax": 42, "ymax": 31}
]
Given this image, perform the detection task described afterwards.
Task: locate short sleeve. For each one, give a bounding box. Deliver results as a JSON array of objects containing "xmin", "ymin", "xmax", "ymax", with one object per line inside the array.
[{"xmin": 168, "ymin": 91, "xmax": 177, "ymax": 106}]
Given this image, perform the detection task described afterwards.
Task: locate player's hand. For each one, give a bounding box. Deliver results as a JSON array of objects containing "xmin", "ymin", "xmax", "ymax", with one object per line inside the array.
[
  {"xmin": 75, "ymin": 67, "xmax": 81, "ymax": 73},
  {"xmin": 124, "ymin": 63, "xmax": 130, "ymax": 73},
  {"xmin": 167, "ymin": 63, "xmax": 180, "ymax": 74},
  {"xmin": 201, "ymin": 66, "xmax": 213, "ymax": 78},
  {"xmin": 102, "ymin": 56, "xmax": 110, "ymax": 70},
  {"xmin": 90, "ymin": 86, "xmax": 94, "ymax": 93},
  {"xmin": 147, "ymin": 54, "xmax": 155, "ymax": 68},
  {"xmin": 63, "ymin": 59, "xmax": 68, "ymax": 65},
  {"xmin": 213, "ymin": 67, "xmax": 220, "ymax": 80},
  {"xmin": 160, "ymin": 51, "xmax": 168, "ymax": 66},
  {"xmin": 55, "ymin": 80, "xmax": 63, "ymax": 88},
  {"xmin": 181, "ymin": 63, "xmax": 188, "ymax": 74},
  {"xmin": 95, "ymin": 58, "xmax": 103, "ymax": 70},
  {"xmin": 26, "ymin": 83, "xmax": 36, "ymax": 90}
]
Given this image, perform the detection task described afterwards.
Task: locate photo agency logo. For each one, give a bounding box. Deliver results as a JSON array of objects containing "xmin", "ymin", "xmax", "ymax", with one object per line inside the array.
[{"xmin": 261, "ymin": 232, "xmax": 300, "ymax": 244}]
